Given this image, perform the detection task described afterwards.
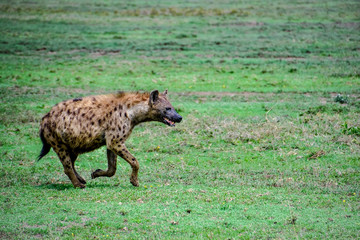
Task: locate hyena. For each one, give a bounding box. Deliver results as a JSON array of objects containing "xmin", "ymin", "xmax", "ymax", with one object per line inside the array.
[{"xmin": 38, "ymin": 90, "xmax": 182, "ymax": 188}]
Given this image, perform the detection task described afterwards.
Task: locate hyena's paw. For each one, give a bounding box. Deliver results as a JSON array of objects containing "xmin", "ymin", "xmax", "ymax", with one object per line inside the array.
[
  {"xmin": 130, "ymin": 176, "xmax": 139, "ymax": 187},
  {"xmin": 74, "ymin": 182, "xmax": 86, "ymax": 189},
  {"xmin": 77, "ymin": 176, "xmax": 87, "ymax": 185},
  {"xmin": 91, "ymin": 169, "xmax": 103, "ymax": 179}
]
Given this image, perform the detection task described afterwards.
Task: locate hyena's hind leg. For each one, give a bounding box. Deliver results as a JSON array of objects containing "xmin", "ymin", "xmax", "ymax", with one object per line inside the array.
[
  {"xmin": 91, "ymin": 149, "xmax": 117, "ymax": 179},
  {"xmin": 53, "ymin": 146, "xmax": 85, "ymax": 188},
  {"xmin": 69, "ymin": 152, "xmax": 86, "ymax": 184}
]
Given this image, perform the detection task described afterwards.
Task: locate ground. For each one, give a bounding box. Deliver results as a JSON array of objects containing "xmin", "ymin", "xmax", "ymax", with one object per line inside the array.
[{"xmin": 0, "ymin": 0, "xmax": 359, "ymax": 239}]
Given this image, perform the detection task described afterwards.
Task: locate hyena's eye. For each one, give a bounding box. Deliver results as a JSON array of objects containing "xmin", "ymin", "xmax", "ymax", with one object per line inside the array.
[{"xmin": 166, "ymin": 107, "xmax": 171, "ymax": 111}]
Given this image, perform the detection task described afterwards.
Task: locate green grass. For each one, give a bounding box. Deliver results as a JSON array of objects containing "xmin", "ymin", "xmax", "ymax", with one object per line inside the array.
[{"xmin": 1, "ymin": 0, "xmax": 360, "ymax": 239}]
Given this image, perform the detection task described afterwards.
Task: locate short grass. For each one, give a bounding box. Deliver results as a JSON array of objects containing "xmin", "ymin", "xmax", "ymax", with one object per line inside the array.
[{"xmin": 0, "ymin": 0, "xmax": 360, "ymax": 239}]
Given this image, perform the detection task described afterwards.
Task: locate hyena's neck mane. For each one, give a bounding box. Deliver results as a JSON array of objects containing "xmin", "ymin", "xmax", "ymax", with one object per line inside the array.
[
  {"xmin": 115, "ymin": 91, "xmax": 150, "ymax": 107},
  {"xmin": 114, "ymin": 91, "xmax": 151, "ymax": 126}
]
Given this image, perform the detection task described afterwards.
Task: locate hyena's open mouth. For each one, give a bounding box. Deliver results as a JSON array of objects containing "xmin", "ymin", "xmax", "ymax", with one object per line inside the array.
[{"xmin": 163, "ymin": 117, "xmax": 176, "ymax": 127}]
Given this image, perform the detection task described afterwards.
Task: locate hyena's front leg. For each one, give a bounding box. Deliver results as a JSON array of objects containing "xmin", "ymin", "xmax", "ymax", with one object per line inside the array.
[
  {"xmin": 91, "ymin": 149, "xmax": 117, "ymax": 179},
  {"xmin": 111, "ymin": 144, "xmax": 139, "ymax": 187}
]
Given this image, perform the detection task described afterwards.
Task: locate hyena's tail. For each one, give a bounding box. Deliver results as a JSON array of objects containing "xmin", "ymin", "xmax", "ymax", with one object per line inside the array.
[{"xmin": 38, "ymin": 128, "xmax": 51, "ymax": 161}]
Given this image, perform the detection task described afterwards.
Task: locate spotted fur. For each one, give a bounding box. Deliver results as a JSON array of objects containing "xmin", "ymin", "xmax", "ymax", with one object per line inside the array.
[{"xmin": 38, "ymin": 90, "xmax": 182, "ymax": 188}]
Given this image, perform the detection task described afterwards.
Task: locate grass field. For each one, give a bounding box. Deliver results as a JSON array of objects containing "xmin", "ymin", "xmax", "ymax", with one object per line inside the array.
[{"xmin": 1, "ymin": 0, "xmax": 360, "ymax": 239}]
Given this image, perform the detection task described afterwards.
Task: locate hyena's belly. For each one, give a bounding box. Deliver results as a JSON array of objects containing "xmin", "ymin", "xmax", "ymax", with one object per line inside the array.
[{"xmin": 60, "ymin": 128, "xmax": 106, "ymax": 154}]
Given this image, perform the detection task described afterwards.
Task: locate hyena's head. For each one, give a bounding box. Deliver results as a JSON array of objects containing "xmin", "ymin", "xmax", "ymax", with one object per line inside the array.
[{"xmin": 148, "ymin": 90, "xmax": 182, "ymax": 127}]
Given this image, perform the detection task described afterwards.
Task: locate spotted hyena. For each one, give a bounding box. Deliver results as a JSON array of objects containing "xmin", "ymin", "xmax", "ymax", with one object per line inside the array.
[{"xmin": 38, "ymin": 90, "xmax": 182, "ymax": 188}]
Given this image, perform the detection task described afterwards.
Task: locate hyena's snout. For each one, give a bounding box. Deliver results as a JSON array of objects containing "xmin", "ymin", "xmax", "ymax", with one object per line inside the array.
[
  {"xmin": 163, "ymin": 109, "xmax": 182, "ymax": 127},
  {"xmin": 173, "ymin": 111, "xmax": 182, "ymax": 123}
]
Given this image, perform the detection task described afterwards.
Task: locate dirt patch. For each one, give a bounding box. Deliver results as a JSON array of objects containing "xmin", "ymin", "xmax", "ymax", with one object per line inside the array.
[
  {"xmin": 176, "ymin": 91, "xmax": 359, "ymax": 99},
  {"xmin": 173, "ymin": 91, "xmax": 277, "ymax": 102},
  {"xmin": 5, "ymin": 85, "xmax": 102, "ymax": 97},
  {"xmin": 0, "ymin": 230, "xmax": 16, "ymax": 239},
  {"xmin": 56, "ymin": 217, "xmax": 96, "ymax": 232},
  {"xmin": 333, "ymin": 22, "xmax": 360, "ymax": 28},
  {"xmin": 245, "ymin": 56, "xmax": 306, "ymax": 61},
  {"xmin": 23, "ymin": 223, "xmax": 45, "ymax": 229},
  {"xmin": 175, "ymin": 91, "xmax": 272, "ymax": 97},
  {"xmin": 210, "ymin": 21, "xmax": 264, "ymax": 27},
  {"xmin": 173, "ymin": 91, "xmax": 360, "ymax": 104},
  {"xmin": 89, "ymin": 50, "xmax": 122, "ymax": 58},
  {"xmin": 4, "ymin": 86, "xmax": 359, "ymax": 104}
]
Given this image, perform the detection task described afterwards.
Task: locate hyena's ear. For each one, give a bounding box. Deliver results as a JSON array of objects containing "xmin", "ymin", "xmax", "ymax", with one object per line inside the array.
[
  {"xmin": 149, "ymin": 90, "xmax": 159, "ymax": 105},
  {"xmin": 163, "ymin": 89, "xmax": 168, "ymax": 96}
]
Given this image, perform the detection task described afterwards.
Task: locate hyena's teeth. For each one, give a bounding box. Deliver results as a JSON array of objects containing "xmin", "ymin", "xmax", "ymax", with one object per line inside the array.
[{"xmin": 164, "ymin": 117, "xmax": 175, "ymax": 125}]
